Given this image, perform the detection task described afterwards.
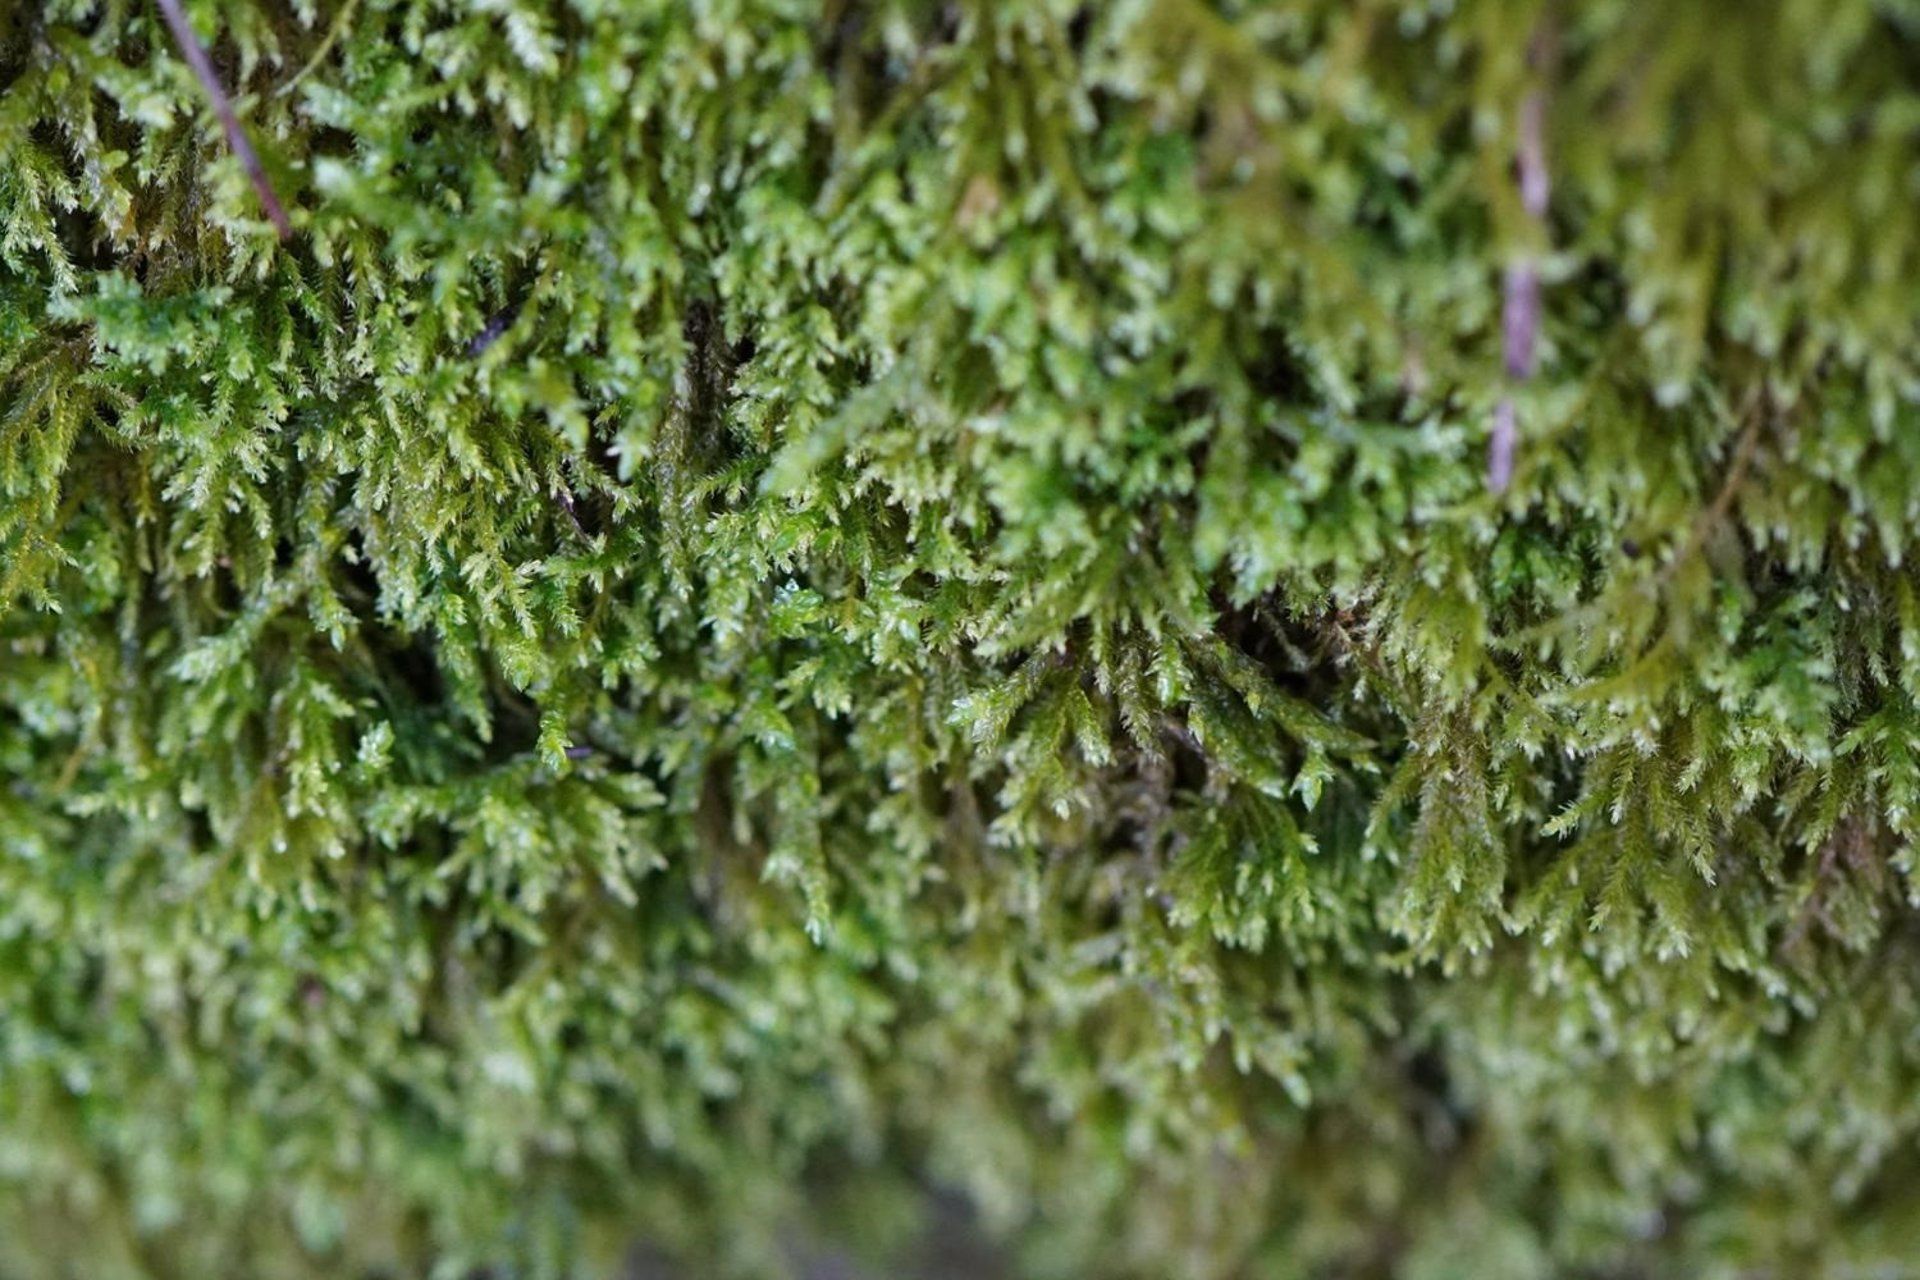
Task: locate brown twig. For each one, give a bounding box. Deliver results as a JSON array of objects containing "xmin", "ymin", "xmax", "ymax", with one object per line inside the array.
[
  {"xmin": 1489, "ymin": 32, "xmax": 1554, "ymax": 494},
  {"xmin": 277, "ymin": 0, "xmax": 361, "ymax": 97},
  {"xmin": 1781, "ymin": 816, "xmax": 1883, "ymax": 957},
  {"xmin": 1658, "ymin": 392, "xmax": 1766, "ymax": 584},
  {"xmin": 155, "ymin": 0, "xmax": 293, "ymax": 240}
]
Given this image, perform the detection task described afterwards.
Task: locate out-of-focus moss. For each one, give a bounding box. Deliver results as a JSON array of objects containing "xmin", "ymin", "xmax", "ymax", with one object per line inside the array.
[{"xmin": 2, "ymin": 2, "xmax": 1919, "ymax": 1276}]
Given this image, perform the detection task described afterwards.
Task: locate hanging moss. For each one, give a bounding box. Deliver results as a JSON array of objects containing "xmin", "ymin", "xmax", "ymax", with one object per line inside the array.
[{"xmin": 3, "ymin": 1, "xmax": 1920, "ymax": 1276}]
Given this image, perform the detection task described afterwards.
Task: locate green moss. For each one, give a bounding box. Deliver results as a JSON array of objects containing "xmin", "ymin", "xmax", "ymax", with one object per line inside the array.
[{"xmin": 2, "ymin": 1, "xmax": 1919, "ymax": 1276}]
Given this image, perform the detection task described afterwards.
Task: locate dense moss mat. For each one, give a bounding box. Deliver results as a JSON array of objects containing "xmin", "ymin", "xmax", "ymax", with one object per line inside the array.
[{"xmin": 3, "ymin": 1, "xmax": 1920, "ymax": 1276}]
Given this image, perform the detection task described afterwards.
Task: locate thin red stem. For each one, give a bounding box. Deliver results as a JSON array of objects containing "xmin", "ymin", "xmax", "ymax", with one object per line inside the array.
[{"xmin": 155, "ymin": 0, "xmax": 292, "ymax": 240}]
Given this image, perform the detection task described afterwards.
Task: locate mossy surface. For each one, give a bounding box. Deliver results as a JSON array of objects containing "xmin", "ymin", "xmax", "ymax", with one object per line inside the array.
[{"xmin": 3, "ymin": 2, "xmax": 1920, "ymax": 1276}]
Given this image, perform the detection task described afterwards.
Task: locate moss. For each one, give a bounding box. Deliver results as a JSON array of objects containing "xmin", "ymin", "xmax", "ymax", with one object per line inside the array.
[{"xmin": 2, "ymin": 1, "xmax": 1919, "ymax": 1276}]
